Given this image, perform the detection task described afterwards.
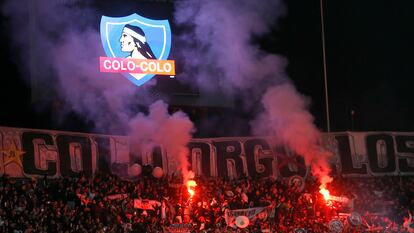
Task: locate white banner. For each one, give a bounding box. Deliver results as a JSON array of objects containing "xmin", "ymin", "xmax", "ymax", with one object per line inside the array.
[
  {"xmin": 134, "ymin": 199, "xmax": 161, "ymax": 210},
  {"xmin": 225, "ymin": 206, "xmax": 269, "ymax": 227},
  {"xmin": 230, "ymin": 207, "xmax": 267, "ymax": 219}
]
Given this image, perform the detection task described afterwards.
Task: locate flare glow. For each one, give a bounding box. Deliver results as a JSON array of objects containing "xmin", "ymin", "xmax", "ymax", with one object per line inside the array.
[
  {"xmin": 319, "ymin": 185, "xmax": 330, "ymax": 202},
  {"xmin": 186, "ymin": 180, "xmax": 197, "ymax": 198}
]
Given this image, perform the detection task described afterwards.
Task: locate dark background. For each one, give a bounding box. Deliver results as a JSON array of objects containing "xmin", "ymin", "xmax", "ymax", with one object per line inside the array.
[
  {"xmin": 260, "ymin": 0, "xmax": 414, "ymax": 132},
  {"xmin": 0, "ymin": 0, "xmax": 413, "ymax": 134}
]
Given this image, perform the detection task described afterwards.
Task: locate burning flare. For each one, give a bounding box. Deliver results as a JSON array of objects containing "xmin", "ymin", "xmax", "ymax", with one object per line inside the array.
[
  {"xmin": 187, "ymin": 188, "xmax": 195, "ymax": 197},
  {"xmin": 186, "ymin": 180, "xmax": 197, "ymax": 198},
  {"xmin": 319, "ymin": 185, "xmax": 331, "ymax": 202}
]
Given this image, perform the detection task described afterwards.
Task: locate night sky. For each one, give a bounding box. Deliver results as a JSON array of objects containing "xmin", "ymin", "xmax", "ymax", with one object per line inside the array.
[
  {"xmin": 0, "ymin": 0, "xmax": 413, "ymax": 134},
  {"xmin": 263, "ymin": 0, "xmax": 414, "ymax": 132}
]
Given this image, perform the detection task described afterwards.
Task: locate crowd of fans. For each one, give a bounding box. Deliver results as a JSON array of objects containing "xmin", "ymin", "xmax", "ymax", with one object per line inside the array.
[{"xmin": 0, "ymin": 168, "xmax": 413, "ymax": 233}]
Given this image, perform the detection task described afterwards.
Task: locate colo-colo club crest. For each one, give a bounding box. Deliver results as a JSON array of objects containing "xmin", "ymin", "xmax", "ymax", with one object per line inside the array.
[{"xmin": 100, "ymin": 14, "xmax": 175, "ymax": 86}]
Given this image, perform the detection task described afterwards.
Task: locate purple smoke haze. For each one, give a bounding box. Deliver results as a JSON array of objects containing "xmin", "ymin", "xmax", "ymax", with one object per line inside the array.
[
  {"xmin": 2, "ymin": 0, "xmax": 195, "ymax": 176},
  {"xmin": 128, "ymin": 100, "xmax": 195, "ymax": 177},
  {"xmin": 2, "ymin": 0, "xmax": 332, "ymax": 182},
  {"xmin": 174, "ymin": 0, "xmax": 332, "ymax": 183},
  {"xmin": 174, "ymin": 0, "xmax": 287, "ymax": 94},
  {"xmin": 2, "ymin": 0, "xmax": 141, "ymax": 132},
  {"xmin": 252, "ymin": 84, "xmax": 332, "ymax": 185}
]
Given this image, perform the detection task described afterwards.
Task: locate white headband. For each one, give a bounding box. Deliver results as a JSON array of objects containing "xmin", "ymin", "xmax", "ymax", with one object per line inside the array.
[{"xmin": 123, "ymin": 27, "xmax": 146, "ymax": 43}]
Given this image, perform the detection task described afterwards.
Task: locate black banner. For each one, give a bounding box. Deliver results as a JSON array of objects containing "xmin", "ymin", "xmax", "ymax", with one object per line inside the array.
[{"xmin": 1, "ymin": 127, "xmax": 414, "ymax": 178}]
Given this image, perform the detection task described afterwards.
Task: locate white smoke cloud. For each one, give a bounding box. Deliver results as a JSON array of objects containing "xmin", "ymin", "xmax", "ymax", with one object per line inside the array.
[
  {"xmin": 252, "ymin": 84, "xmax": 332, "ymax": 185},
  {"xmin": 128, "ymin": 100, "xmax": 194, "ymax": 177}
]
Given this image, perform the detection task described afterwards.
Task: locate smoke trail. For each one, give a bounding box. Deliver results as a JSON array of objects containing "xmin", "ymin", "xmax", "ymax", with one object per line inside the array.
[
  {"xmin": 2, "ymin": 0, "xmax": 195, "ymax": 176},
  {"xmin": 175, "ymin": 0, "xmax": 332, "ymax": 184},
  {"xmin": 174, "ymin": 0, "xmax": 287, "ymax": 94},
  {"xmin": 128, "ymin": 100, "xmax": 194, "ymax": 178},
  {"xmin": 252, "ymin": 84, "xmax": 332, "ymax": 186}
]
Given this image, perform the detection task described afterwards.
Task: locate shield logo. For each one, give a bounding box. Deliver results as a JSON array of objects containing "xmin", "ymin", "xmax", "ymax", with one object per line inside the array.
[{"xmin": 100, "ymin": 14, "xmax": 172, "ymax": 86}]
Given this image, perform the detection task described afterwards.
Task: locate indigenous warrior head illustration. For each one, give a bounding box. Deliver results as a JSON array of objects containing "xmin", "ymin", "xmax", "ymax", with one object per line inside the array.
[{"xmin": 120, "ymin": 24, "xmax": 156, "ymax": 60}]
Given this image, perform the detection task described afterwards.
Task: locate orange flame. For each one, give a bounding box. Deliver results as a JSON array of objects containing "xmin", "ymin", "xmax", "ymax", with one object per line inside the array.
[
  {"xmin": 186, "ymin": 180, "xmax": 197, "ymax": 198},
  {"xmin": 188, "ymin": 188, "xmax": 195, "ymax": 197},
  {"xmin": 319, "ymin": 186, "xmax": 330, "ymax": 202}
]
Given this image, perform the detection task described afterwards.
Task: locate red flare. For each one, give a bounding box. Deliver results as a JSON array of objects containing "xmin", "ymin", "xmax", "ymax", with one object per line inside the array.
[
  {"xmin": 319, "ymin": 186, "xmax": 330, "ymax": 202},
  {"xmin": 186, "ymin": 180, "xmax": 197, "ymax": 198}
]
